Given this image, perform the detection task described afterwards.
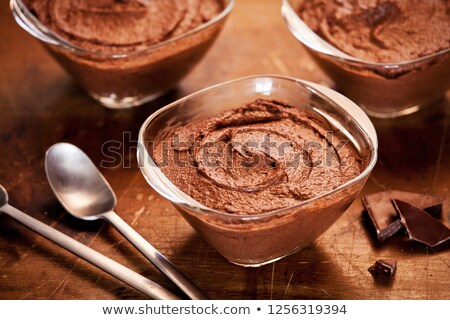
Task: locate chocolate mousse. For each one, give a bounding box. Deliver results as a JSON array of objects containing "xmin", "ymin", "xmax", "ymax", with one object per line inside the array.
[
  {"xmin": 21, "ymin": 0, "xmax": 228, "ymax": 107},
  {"xmin": 298, "ymin": 0, "xmax": 450, "ymax": 63},
  {"xmin": 25, "ymin": 0, "xmax": 225, "ymax": 53},
  {"xmin": 152, "ymin": 98, "xmax": 363, "ymax": 214}
]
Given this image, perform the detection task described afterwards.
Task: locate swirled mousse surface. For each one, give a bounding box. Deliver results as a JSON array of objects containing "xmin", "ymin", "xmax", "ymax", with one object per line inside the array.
[
  {"xmin": 298, "ymin": 0, "xmax": 450, "ymax": 63},
  {"xmin": 25, "ymin": 0, "xmax": 224, "ymax": 53},
  {"xmin": 152, "ymin": 99, "xmax": 363, "ymax": 215}
]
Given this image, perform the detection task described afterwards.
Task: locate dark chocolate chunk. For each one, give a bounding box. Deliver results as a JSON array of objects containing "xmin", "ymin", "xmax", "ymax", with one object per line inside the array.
[
  {"xmin": 392, "ymin": 199, "xmax": 450, "ymax": 247},
  {"xmin": 368, "ymin": 259, "xmax": 397, "ymax": 281},
  {"xmin": 362, "ymin": 190, "xmax": 443, "ymax": 242}
]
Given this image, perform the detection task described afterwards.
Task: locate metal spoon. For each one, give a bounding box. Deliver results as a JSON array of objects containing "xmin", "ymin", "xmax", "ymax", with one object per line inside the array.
[
  {"xmin": 45, "ymin": 142, "xmax": 207, "ymax": 300},
  {"xmin": 0, "ymin": 184, "xmax": 179, "ymax": 300}
]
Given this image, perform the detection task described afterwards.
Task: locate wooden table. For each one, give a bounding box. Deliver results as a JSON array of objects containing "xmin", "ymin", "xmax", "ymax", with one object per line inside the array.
[{"xmin": 1, "ymin": 0, "xmax": 449, "ymax": 300}]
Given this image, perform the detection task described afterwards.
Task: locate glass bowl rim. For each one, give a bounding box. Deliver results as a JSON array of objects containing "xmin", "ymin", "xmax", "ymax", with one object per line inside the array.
[
  {"xmin": 137, "ymin": 74, "xmax": 378, "ymax": 221},
  {"xmin": 10, "ymin": 0, "xmax": 235, "ymax": 59},
  {"xmin": 281, "ymin": 0, "xmax": 450, "ymax": 68}
]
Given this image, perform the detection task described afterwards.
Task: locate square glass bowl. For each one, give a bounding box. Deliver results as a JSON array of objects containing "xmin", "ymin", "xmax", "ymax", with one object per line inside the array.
[
  {"xmin": 282, "ymin": 0, "xmax": 450, "ymax": 118},
  {"xmin": 138, "ymin": 75, "xmax": 378, "ymax": 266},
  {"xmin": 11, "ymin": 0, "xmax": 234, "ymax": 109}
]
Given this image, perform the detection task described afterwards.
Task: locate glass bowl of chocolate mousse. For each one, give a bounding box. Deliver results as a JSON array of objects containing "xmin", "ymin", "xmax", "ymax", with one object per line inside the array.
[
  {"xmin": 282, "ymin": 0, "xmax": 450, "ymax": 118},
  {"xmin": 138, "ymin": 75, "xmax": 378, "ymax": 267},
  {"xmin": 10, "ymin": 0, "xmax": 234, "ymax": 109}
]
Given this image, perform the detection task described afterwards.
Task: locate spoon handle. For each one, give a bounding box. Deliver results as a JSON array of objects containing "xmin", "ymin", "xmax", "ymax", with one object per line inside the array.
[
  {"xmin": 103, "ymin": 211, "xmax": 208, "ymax": 300},
  {"xmin": 0, "ymin": 204, "xmax": 180, "ymax": 300}
]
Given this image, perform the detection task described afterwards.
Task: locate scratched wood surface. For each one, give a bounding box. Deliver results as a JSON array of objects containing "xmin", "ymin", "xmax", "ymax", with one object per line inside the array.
[{"xmin": 0, "ymin": 0, "xmax": 449, "ymax": 300}]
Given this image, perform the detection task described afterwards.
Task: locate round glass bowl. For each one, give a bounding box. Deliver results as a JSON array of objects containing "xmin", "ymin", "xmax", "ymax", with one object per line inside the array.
[
  {"xmin": 138, "ymin": 75, "xmax": 378, "ymax": 267},
  {"xmin": 10, "ymin": 0, "xmax": 234, "ymax": 109},
  {"xmin": 282, "ymin": 0, "xmax": 450, "ymax": 118}
]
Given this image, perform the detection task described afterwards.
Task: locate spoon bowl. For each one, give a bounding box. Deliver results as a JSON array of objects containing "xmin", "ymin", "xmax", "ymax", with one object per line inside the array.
[{"xmin": 45, "ymin": 143, "xmax": 116, "ymax": 219}]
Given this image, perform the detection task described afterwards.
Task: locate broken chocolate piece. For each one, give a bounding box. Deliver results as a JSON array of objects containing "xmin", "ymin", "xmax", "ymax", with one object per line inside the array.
[
  {"xmin": 368, "ymin": 259, "xmax": 397, "ymax": 281},
  {"xmin": 362, "ymin": 190, "xmax": 443, "ymax": 242},
  {"xmin": 392, "ymin": 199, "xmax": 450, "ymax": 247}
]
